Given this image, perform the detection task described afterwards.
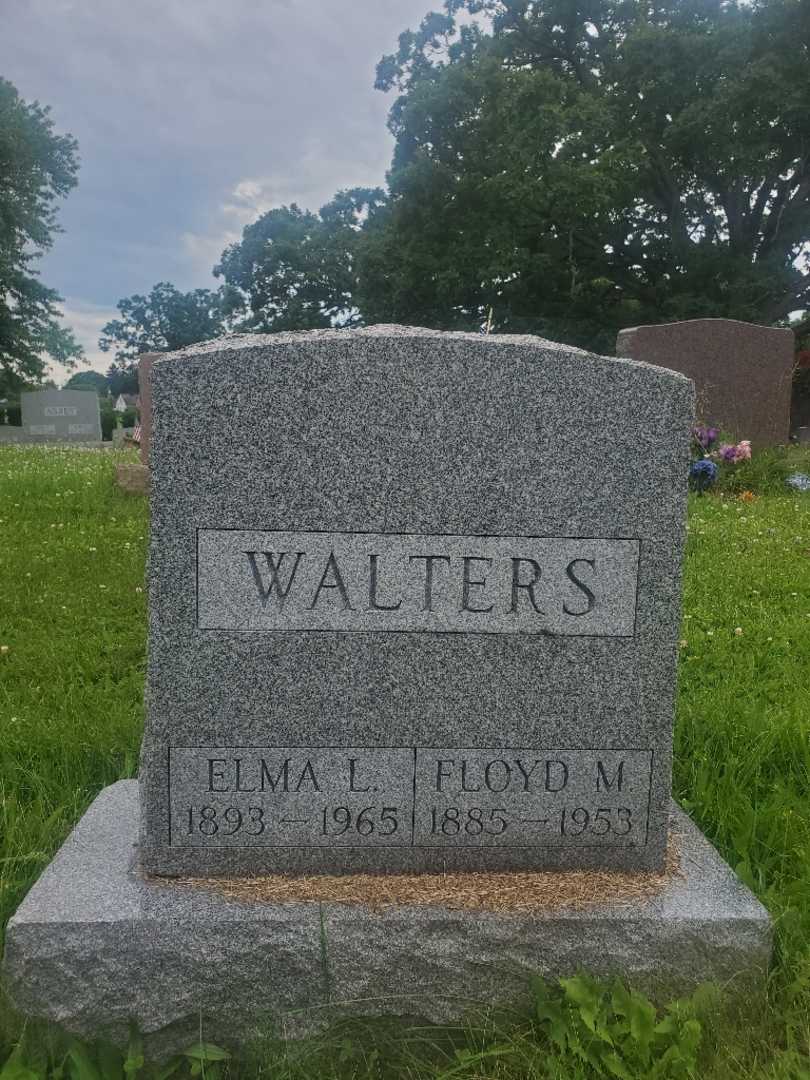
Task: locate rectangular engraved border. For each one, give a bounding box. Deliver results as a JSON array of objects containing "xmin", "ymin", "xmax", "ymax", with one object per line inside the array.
[
  {"xmin": 167, "ymin": 745, "xmax": 654, "ymax": 849},
  {"xmin": 194, "ymin": 528, "xmax": 642, "ymax": 637}
]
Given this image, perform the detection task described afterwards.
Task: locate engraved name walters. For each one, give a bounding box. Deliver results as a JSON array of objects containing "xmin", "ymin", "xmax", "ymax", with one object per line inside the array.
[
  {"xmin": 196, "ymin": 531, "xmax": 640, "ymax": 635},
  {"xmin": 244, "ymin": 550, "xmax": 597, "ymax": 616}
]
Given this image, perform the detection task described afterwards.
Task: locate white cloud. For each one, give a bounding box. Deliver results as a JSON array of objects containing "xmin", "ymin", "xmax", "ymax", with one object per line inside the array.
[
  {"xmin": 47, "ymin": 298, "xmax": 117, "ymax": 384},
  {"xmin": 180, "ymin": 137, "xmax": 392, "ymax": 281},
  {"xmin": 1, "ymin": 0, "xmax": 431, "ymax": 301}
]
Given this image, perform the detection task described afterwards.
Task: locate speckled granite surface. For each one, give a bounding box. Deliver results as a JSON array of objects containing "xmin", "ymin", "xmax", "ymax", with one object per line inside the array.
[
  {"xmin": 140, "ymin": 326, "xmax": 693, "ymax": 875},
  {"xmin": 617, "ymin": 317, "xmax": 793, "ymax": 446},
  {"xmin": 4, "ymin": 781, "xmax": 771, "ymax": 1057}
]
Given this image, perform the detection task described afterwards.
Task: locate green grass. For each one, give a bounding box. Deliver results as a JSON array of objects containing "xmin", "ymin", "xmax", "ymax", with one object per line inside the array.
[
  {"xmin": 0, "ymin": 446, "xmax": 147, "ymax": 950},
  {"xmin": 2, "ymin": 444, "xmax": 810, "ymax": 1077}
]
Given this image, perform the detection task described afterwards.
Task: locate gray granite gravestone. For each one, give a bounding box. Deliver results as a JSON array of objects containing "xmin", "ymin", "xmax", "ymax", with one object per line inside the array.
[
  {"xmin": 4, "ymin": 328, "xmax": 771, "ymax": 1053},
  {"xmin": 139, "ymin": 326, "xmax": 691, "ymax": 878},
  {"xmin": 21, "ymin": 388, "xmax": 101, "ymax": 442}
]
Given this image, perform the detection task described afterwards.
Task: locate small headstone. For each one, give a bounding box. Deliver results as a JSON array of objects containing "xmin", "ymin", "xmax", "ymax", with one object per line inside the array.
[
  {"xmin": 616, "ymin": 318, "xmax": 794, "ymax": 447},
  {"xmin": 139, "ymin": 327, "xmax": 693, "ymax": 877},
  {"xmin": 21, "ymin": 388, "xmax": 101, "ymax": 442}
]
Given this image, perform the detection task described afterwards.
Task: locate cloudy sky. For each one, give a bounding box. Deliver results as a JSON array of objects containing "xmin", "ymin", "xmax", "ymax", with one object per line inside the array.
[{"xmin": 1, "ymin": 0, "xmax": 432, "ymax": 377}]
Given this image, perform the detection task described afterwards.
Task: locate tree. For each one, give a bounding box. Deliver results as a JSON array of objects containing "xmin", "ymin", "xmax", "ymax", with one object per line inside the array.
[
  {"xmin": 64, "ymin": 370, "xmax": 108, "ymax": 395},
  {"xmin": 358, "ymin": 0, "xmax": 810, "ymax": 351},
  {"xmin": 99, "ymin": 281, "xmax": 228, "ymax": 363},
  {"xmin": 0, "ymin": 77, "xmax": 82, "ymax": 394},
  {"xmin": 105, "ymin": 361, "xmax": 139, "ymax": 397},
  {"xmin": 214, "ymin": 189, "xmax": 386, "ymax": 333}
]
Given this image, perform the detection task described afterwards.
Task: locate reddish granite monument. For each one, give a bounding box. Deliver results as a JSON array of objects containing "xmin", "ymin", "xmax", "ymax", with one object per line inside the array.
[
  {"xmin": 114, "ymin": 352, "xmax": 159, "ymax": 495},
  {"xmin": 137, "ymin": 352, "xmax": 159, "ymax": 465},
  {"xmin": 617, "ymin": 319, "xmax": 794, "ymax": 446}
]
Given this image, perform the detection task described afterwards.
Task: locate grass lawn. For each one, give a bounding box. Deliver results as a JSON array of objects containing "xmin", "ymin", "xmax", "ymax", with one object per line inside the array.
[{"xmin": 1, "ymin": 443, "xmax": 810, "ymax": 1078}]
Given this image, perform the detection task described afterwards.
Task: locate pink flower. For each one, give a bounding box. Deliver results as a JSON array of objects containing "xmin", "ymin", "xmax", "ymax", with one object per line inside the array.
[
  {"xmin": 735, "ymin": 440, "xmax": 751, "ymax": 461},
  {"xmin": 718, "ymin": 443, "xmax": 738, "ymax": 462}
]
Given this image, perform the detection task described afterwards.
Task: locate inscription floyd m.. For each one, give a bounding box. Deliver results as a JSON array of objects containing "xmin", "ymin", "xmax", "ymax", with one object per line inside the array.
[{"xmin": 197, "ymin": 530, "xmax": 639, "ymax": 635}]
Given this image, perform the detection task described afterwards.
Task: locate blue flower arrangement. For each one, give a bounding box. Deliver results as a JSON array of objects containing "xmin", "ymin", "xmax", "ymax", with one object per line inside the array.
[{"xmin": 689, "ymin": 458, "xmax": 718, "ymax": 493}]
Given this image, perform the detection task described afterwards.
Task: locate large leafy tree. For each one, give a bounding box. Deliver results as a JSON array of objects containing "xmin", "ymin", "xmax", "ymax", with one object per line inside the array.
[
  {"xmin": 99, "ymin": 281, "xmax": 228, "ymax": 363},
  {"xmin": 214, "ymin": 189, "xmax": 386, "ymax": 332},
  {"xmin": 358, "ymin": 0, "xmax": 810, "ymax": 351},
  {"xmin": 63, "ymin": 369, "xmax": 108, "ymax": 395},
  {"xmin": 0, "ymin": 77, "xmax": 82, "ymax": 394}
]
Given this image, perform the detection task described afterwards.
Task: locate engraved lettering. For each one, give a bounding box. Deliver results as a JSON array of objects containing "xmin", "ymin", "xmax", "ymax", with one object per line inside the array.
[
  {"xmin": 368, "ymin": 554, "xmax": 402, "ymax": 611},
  {"xmin": 509, "ymin": 558, "xmax": 545, "ymax": 614},
  {"xmin": 260, "ymin": 759, "xmax": 290, "ymax": 792},
  {"xmin": 484, "ymin": 759, "xmax": 511, "ymax": 792},
  {"xmin": 545, "ymin": 760, "xmax": 569, "ymax": 791},
  {"xmin": 295, "ymin": 760, "xmax": 321, "ymax": 792},
  {"xmin": 207, "ymin": 758, "xmax": 228, "ymax": 792},
  {"xmin": 408, "ymin": 554, "xmax": 451, "ymax": 611},
  {"xmin": 349, "ymin": 757, "xmax": 371, "ymax": 792},
  {"xmin": 200, "ymin": 532, "xmax": 639, "ymax": 635},
  {"xmin": 461, "ymin": 556, "xmax": 493, "ymax": 613},
  {"xmin": 245, "ymin": 551, "xmax": 304, "ymax": 610},
  {"xmin": 596, "ymin": 760, "xmax": 624, "ymax": 792},
  {"xmin": 564, "ymin": 558, "xmax": 596, "ymax": 616},
  {"xmin": 234, "ymin": 758, "xmax": 256, "ymax": 792},
  {"xmin": 436, "ymin": 759, "xmax": 454, "ymax": 791},
  {"xmin": 309, "ymin": 551, "xmax": 354, "ymax": 610},
  {"xmin": 460, "ymin": 761, "xmax": 481, "ymax": 792},
  {"xmin": 515, "ymin": 758, "xmax": 542, "ymax": 790},
  {"xmin": 170, "ymin": 747, "xmax": 653, "ymax": 849}
]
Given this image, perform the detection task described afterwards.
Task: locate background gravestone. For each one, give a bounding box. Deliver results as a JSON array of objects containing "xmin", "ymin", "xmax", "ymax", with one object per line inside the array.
[
  {"xmin": 114, "ymin": 353, "xmax": 157, "ymax": 495},
  {"xmin": 140, "ymin": 326, "xmax": 693, "ymax": 877},
  {"xmin": 616, "ymin": 318, "xmax": 794, "ymax": 447},
  {"xmin": 21, "ymin": 388, "xmax": 101, "ymax": 442},
  {"xmin": 138, "ymin": 352, "xmax": 159, "ymax": 465}
]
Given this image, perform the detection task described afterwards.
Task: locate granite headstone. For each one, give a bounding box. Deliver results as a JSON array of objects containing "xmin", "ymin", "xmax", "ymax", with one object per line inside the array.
[
  {"xmin": 616, "ymin": 318, "xmax": 794, "ymax": 447},
  {"xmin": 21, "ymin": 388, "xmax": 101, "ymax": 442},
  {"xmin": 5, "ymin": 327, "xmax": 772, "ymax": 1053},
  {"xmin": 140, "ymin": 326, "xmax": 693, "ymax": 877}
]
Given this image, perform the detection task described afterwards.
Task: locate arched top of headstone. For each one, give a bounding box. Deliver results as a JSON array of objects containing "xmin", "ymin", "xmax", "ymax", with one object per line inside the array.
[
  {"xmin": 617, "ymin": 318, "xmax": 793, "ymax": 445},
  {"xmin": 159, "ymin": 324, "xmax": 693, "ymax": 388}
]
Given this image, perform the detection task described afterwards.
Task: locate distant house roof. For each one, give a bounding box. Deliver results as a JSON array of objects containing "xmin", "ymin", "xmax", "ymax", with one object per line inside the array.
[{"xmin": 114, "ymin": 393, "xmax": 140, "ymax": 411}]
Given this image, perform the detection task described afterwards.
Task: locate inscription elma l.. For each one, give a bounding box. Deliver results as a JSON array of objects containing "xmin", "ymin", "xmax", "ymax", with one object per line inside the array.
[{"xmin": 196, "ymin": 530, "xmax": 640, "ymax": 635}]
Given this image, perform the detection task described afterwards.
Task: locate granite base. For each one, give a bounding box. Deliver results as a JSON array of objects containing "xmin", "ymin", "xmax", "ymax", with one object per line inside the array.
[{"xmin": 3, "ymin": 781, "xmax": 771, "ymax": 1058}]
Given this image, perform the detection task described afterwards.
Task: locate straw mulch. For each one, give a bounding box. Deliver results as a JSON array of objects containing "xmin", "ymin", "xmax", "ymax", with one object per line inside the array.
[{"xmin": 164, "ymin": 837, "xmax": 681, "ymax": 914}]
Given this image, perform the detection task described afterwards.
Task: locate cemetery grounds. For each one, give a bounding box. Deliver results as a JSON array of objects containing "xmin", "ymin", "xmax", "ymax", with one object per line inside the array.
[{"xmin": 1, "ymin": 444, "xmax": 810, "ymax": 1079}]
